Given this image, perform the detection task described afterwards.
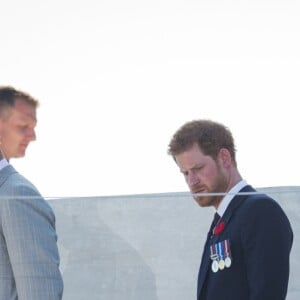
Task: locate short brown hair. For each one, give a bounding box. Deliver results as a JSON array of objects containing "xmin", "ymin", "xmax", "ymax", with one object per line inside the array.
[
  {"xmin": 0, "ymin": 86, "xmax": 39, "ymax": 118},
  {"xmin": 168, "ymin": 119, "xmax": 237, "ymax": 165}
]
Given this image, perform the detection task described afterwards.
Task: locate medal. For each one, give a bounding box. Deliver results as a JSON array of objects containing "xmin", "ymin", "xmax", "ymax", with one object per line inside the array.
[
  {"xmin": 210, "ymin": 245, "xmax": 219, "ymax": 273},
  {"xmin": 218, "ymin": 259, "xmax": 225, "ymax": 270},
  {"xmin": 225, "ymin": 256, "xmax": 232, "ymax": 268},
  {"xmin": 224, "ymin": 240, "xmax": 232, "ymax": 268},
  {"xmin": 212, "ymin": 260, "xmax": 219, "ymax": 273},
  {"xmin": 217, "ymin": 242, "xmax": 225, "ymax": 270}
]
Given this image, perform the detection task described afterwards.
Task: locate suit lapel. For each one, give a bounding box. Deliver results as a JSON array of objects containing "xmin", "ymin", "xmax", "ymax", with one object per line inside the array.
[
  {"xmin": 197, "ymin": 231, "xmax": 213, "ymax": 298},
  {"xmin": 220, "ymin": 185, "xmax": 256, "ymax": 228}
]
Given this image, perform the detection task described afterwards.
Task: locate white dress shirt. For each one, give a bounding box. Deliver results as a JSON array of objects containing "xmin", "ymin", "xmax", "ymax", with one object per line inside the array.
[{"xmin": 0, "ymin": 158, "xmax": 9, "ymax": 171}]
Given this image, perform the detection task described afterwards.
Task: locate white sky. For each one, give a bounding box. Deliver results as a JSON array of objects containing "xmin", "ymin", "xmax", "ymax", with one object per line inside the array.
[{"xmin": 1, "ymin": 0, "xmax": 299, "ymax": 197}]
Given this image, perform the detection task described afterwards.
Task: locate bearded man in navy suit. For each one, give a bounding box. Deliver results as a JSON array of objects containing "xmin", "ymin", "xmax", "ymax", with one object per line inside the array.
[{"xmin": 168, "ymin": 119, "xmax": 293, "ymax": 300}]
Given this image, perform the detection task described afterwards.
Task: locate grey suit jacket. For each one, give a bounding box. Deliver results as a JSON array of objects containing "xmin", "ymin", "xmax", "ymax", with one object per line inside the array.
[{"xmin": 0, "ymin": 165, "xmax": 63, "ymax": 299}]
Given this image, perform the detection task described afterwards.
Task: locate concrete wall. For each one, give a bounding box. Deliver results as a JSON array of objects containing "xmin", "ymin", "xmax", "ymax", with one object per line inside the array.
[{"xmin": 49, "ymin": 187, "xmax": 300, "ymax": 300}]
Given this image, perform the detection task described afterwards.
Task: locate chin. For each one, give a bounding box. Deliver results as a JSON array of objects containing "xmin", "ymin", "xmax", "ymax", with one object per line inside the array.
[
  {"xmin": 194, "ymin": 197, "xmax": 210, "ymax": 207},
  {"xmin": 15, "ymin": 152, "xmax": 26, "ymax": 158}
]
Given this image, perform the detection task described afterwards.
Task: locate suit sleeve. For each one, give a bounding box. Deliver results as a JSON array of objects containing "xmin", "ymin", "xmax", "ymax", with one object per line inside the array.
[
  {"xmin": 1, "ymin": 184, "xmax": 63, "ymax": 300},
  {"xmin": 241, "ymin": 197, "xmax": 293, "ymax": 300}
]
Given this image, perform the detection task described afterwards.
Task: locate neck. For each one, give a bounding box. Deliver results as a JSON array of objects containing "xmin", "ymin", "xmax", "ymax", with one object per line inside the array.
[{"xmin": 226, "ymin": 168, "xmax": 243, "ymax": 193}]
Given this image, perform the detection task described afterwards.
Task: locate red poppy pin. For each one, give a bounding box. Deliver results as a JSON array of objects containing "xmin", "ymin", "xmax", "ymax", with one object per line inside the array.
[{"xmin": 214, "ymin": 221, "xmax": 225, "ymax": 235}]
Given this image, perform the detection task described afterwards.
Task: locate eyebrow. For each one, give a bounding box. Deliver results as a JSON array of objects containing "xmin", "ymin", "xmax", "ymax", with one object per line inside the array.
[{"xmin": 180, "ymin": 163, "xmax": 204, "ymax": 173}]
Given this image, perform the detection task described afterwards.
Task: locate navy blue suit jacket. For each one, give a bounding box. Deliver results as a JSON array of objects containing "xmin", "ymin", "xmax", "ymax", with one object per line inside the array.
[{"xmin": 197, "ymin": 185, "xmax": 293, "ymax": 300}]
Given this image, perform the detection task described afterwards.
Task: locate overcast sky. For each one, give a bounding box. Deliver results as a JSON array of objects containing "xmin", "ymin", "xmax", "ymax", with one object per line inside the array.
[{"xmin": 1, "ymin": 0, "xmax": 299, "ymax": 197}]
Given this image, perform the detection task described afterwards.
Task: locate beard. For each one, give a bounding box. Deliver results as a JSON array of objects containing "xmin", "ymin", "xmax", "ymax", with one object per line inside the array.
[{"xmin": 192, "ymin": 167, "xmax": 229, "ymax": 208}]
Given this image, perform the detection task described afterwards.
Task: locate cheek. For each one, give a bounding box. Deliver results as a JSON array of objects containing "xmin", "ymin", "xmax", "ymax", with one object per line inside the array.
[
  {"xmin": 2, "ymin": 131, "xmax": 19, "ymax": 144},
  {"xmin": 200, "ymin": 168, "xmax": 219, "ymax": 184}
]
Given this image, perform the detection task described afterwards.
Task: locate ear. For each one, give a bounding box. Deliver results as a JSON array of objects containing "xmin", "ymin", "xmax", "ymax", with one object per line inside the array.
[{"xmin": 217, "ymin": 148, "xmax": 232, "ymax": 168}]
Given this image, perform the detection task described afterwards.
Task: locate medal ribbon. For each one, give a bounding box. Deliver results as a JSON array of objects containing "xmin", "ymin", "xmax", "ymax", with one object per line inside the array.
[
  {"xmin": 218, "ymin": 242, "xmax": 224, "ymax": 260},
  {"xmin": 224, "ymin": 239, "xmax": 231, "ymax": 257}
]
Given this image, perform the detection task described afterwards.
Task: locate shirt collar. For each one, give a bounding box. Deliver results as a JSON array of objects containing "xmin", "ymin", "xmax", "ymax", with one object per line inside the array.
[
  {"xmin": 217, "ymin": 180, "xmax": 248, "ymax": 217},
  {"xmin": 0, "ymin": 158, "xmax": 9, "ymax": 171}
]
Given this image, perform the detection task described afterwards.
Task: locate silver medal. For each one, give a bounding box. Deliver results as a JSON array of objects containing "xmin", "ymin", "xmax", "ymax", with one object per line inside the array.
[
  {"xmin": 225, "ymin": 256, "xmax": 232, "ymax": 268},
  {"xmin": 211, "ymin": 260, "xmax": 219, "ymax": 273}
]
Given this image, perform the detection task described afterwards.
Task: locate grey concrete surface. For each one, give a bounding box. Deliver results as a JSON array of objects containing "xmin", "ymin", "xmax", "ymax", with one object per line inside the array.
[{"xmin": 49, "ymin": 186, "xmax": 300, "ymax": 300}]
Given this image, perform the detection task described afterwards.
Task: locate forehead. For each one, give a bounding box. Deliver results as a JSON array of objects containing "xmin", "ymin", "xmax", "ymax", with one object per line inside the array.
[
  {"xmin": 177, "ymin": 143, "xmax": 204, "ymax": 156},
  {"xmin": 10, "ymin": 99, "xmax": 37, "ymax": 122},
  {"xmin": 175, "ymin": 143, "xmax": 208, "ymax": 166}
]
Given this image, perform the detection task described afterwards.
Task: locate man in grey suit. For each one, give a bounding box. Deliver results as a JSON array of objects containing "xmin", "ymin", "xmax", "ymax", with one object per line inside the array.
[{"xmin": 0, "ymin": 86, "xmax": 63, "ymax": 299}]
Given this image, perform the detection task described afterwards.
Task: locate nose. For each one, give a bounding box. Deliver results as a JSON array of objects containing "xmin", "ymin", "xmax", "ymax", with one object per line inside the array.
[
  {"xmin": 186, "ymin": 172, "xmax": 200, "ymax": 187},
  {"xmin": 26, "ymin": 128, "xmax": 36, "ymax": 141}
]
